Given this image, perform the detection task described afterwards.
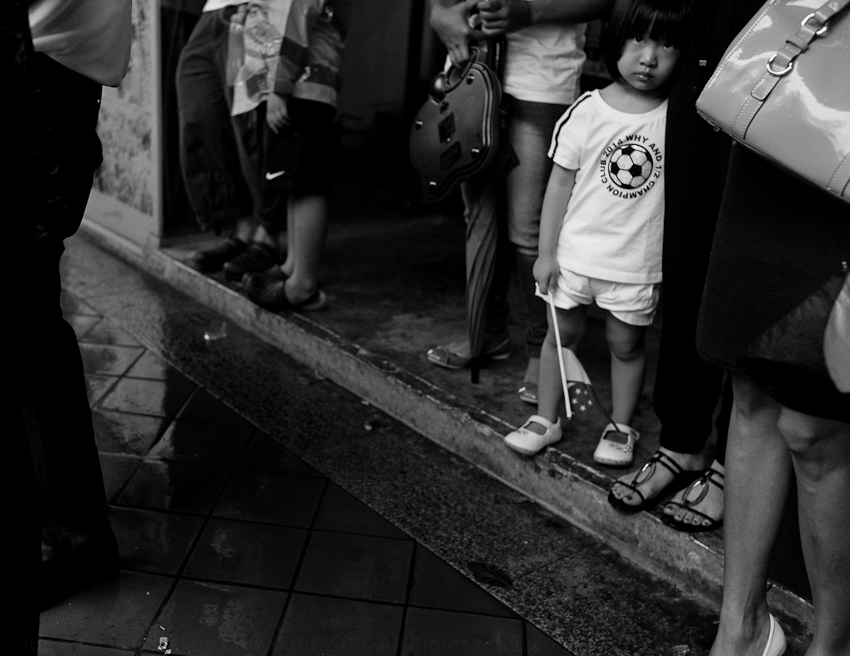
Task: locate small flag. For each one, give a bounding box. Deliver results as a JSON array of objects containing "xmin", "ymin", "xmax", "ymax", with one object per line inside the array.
[
  {"xmin": 537, "ymin": 285, "xmax": 613, "ymax": 422},
  {"xmin": 561, "ymin": 347, "xmax": 594, "ymax": 415}
]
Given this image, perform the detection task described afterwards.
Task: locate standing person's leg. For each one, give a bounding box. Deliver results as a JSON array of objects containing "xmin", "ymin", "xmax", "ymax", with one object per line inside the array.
[
  {"xmin": 592, "ymin": 315, "xmax": 646, "ymax": 467},
  {"xmin": 283, "ymin": 192, "xmax": 329, "ymax": 302},
  {"xmin": 606, "ymin": 317, "xmax": 647, "ymax": 427},
  {"xmin": 653, "ymin": 266, "xmax": 727, "ymax": 454},
  {"xmin": 243, "ymin": 99, "xmax": 334, "ymax": 311},
  {"xmin": 29, "ymin": 54, "xmax": 119, "ymax": 609},
  {"xmin": 223, "ymin": 105, "xmax": 287, "ymax": 282},
  {"xmin": 593, "ymin": 283, "xmax": 658, "ymax": 468},
  {"xmin": 779, "ymin": 408, "xmax": 850, "ymax": 655},
  {"xmin": 504, "ymin": 304, "xmax": 586, "ymax": 455},
  {"xmin": 709, "ymin": 375, "xmax": 793, "ymax": 656},
  {"xmin": 177, "ymin": 10, "xmax": 257, "ymax": 270},
  {"xmin": 504, "ymin": 97, "xmax": 567, "ymax": 403}
]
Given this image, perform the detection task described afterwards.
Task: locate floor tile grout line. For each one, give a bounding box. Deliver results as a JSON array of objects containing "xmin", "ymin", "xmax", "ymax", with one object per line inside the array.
[
  {"xmin": 128, "ymin": 411, "xmax": 255, "ymax": 655},
  {"xmin": 67, "ymin": 288, "xmax": 588, "ymax": 652},
  {"xmin": 394, "ymin": 541, "xmax": 421, "ymax": 656},
  {"xmin": 38, "ymin": 635, "xmax": 138, "ymax": 653},
  {"xmin": 522, "ymin": 618, "xmax": 530, "ymax": 656},
  {"xmin": 87, "ymin": 374, "xmax": 121, "ymax": 411},
  {"xmin": 63, "ymin": 285, "xmax": 259, "ymax": 431},
  {"xmin": 264, "ymin": 476, "xmax": 330, "ymax": 656}
]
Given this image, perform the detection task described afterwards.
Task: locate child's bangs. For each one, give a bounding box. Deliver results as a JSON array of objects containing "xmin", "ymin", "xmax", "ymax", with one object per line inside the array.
[{"xmin": 627, "ymin": 2, "xmax": 689, "ymax": 46}]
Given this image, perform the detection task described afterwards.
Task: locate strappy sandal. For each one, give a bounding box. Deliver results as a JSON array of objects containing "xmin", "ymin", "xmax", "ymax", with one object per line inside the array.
[
  {"xmin": 426, "ymin": 336, "xmax": 511, "ymax": 370},
  {"xmin": 662, "ymin": 466, "xmax": 724, "ymax": 533},
  {"xmin": 607, "ymin": 451, "xmax": 703, "ymax": 513}
]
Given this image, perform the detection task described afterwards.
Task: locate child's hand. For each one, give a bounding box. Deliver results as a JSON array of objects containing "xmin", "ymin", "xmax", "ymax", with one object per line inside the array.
[
  {"xmin": 266, "ymin": 93, "xmax": 289, "ymax": 133},
  {"xmin": 533, "ymin": 255, "xmax": 560, "ymax": 296}
]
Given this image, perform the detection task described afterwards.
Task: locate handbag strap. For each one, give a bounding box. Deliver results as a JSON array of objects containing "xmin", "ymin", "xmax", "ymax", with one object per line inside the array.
[
  {"xmin": 766, "ymin": 0, "xmax": 850, "ymax": 76},
  {"xmin": 732, "ymin": 0, "xmax": 850, "ymax": 140}
]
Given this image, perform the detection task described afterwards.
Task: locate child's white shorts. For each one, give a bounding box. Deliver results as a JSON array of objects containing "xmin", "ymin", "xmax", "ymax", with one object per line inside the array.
[{"xmin": 538, "ymin": 269, "xmax": 660, "ymax": 327}]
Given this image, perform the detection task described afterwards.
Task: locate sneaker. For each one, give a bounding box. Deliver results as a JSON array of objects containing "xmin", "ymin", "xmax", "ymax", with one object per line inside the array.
[
  {"xmin": 223, "ymin": 242, "xmax": 283, "ymax": 281},
  {"xmin": 593, "ymin": 422, "xmax": 640, "ymax": 467},
  {"xmin": 192, "ymin": 236, "xmax": 248, "ymax": 273},
  {"xmin": 504, "ymin": 415, "xmax": 562, "ymax": 455}
]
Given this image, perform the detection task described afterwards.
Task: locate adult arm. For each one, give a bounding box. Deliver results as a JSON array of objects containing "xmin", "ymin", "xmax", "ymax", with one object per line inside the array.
[
  {"xmin": 479, "ymin": 0, "xmax": 614, "ymax": 36},
  {"xmin": 429, "ymin": 0, "xmax": 479, "ymax": 65},
  {"xmin": 534, "ymin": 164, "xmax": 576, "ymax": 295}
]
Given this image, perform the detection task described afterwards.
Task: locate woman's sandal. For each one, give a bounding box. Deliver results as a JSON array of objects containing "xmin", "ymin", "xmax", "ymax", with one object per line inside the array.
[
  {"xmin": 517, "ymin": 381, "xmax": 538, "ymax": 405},
  {"xmin": 607, "ymin": 451, "xmax": 703, "ymax": 513},
  {"xmin": 245, "ymin": 275, "xmax": 328, "ymax": 312},
  {"xmin": 661, "ymin": 466, "xmax": 724, "ymax": 533},
  {"xmin": 426, "ymin": 336, "xmax": 511, "ymax": 370}
]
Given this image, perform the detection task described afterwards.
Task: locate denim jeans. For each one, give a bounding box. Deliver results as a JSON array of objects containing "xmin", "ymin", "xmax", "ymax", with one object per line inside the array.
[{"xmin": 176, "ymin": 8, "xmax": 261, "ymax": 231}]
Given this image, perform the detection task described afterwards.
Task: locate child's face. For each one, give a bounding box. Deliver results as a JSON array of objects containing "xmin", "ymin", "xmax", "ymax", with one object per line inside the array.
[{"xmin": 617, "ymin": 31, "xmax": 680, "ymax": 95}]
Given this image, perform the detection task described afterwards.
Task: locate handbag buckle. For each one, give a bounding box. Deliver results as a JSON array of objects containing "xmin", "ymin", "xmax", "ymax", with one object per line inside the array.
[
  {"xmin": 801, "ymin": 12, "xmax": 829, "ymax": 37},
  {"xmin": 766, "ymin": 53, "xmax": 794, "ymax": 76}
]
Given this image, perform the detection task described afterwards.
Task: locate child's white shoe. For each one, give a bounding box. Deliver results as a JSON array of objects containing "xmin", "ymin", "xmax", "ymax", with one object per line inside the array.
[
  {"xmin": 593, "ymin": 422, "xmax": 640, "ymax": 467},
  {"xmin": 504, "ymin": 415, "xmax": 562, "ymax": 455}
]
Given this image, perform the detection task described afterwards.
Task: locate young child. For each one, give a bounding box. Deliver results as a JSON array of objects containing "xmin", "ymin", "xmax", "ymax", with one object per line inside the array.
[{"xmin": 504, "ymin": 0, "xmax": 691, "ymax": 466}]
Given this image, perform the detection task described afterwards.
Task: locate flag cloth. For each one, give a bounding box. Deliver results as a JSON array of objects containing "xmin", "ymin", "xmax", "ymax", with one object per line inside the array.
[
  {"xmin": 537, "ymin": 285, "xmax": 614, "ymax": 422},
  {"xmin": 561, "ymin": 347, "xmax": 594, "ymax": 416}
]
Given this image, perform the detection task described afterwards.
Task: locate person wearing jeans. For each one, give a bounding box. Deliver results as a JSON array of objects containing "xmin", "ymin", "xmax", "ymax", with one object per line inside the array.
[{"xmin": 425, "ymin": 0, "xmax": 612, "ymax": 403}]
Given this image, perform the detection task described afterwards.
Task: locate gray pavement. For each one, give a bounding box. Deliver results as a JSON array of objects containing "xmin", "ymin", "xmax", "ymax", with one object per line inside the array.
[{"xmin": 66, "ymin": 177, "xmax": 813, "ymax": 653}]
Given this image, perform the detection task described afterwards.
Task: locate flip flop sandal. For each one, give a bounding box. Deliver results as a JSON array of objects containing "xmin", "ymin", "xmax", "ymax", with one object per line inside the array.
[
  {"xmin": 607, "ymin": 451, "xmax": 703, "ymax": 513},
  {"xmin": 517, "ymin": 382, "xmax": 538, "ymax": 405},
  {"xmin": 662, "ymin": 467, "xmax": 724, "ymax": 533},
  {"xmin": 426, "ymin": 337, "xmax": 511, "ymax": 370}
]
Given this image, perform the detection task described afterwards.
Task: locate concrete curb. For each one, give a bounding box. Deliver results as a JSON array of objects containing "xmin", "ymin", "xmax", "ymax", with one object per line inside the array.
[{"xmin": 79, "ymin": 221, "xmax": 813, "ymax": 633}]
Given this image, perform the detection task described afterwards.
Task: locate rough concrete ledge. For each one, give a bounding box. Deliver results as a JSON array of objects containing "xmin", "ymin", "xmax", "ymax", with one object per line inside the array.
[{"xmin": 79, "ymin": 220, "xmax": 813, "ymax": 633}]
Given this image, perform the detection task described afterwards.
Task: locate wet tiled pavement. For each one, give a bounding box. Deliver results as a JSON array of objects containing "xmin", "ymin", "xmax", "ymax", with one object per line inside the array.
[{"xmin": 41, "ymin": 290, "xmax": 575, "ymax": 655}]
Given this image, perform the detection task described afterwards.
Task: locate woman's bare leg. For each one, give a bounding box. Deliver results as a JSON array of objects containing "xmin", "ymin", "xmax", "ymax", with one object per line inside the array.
[
  {"xmin": 779, "ymin": 407, "xmax": 850, "ymax": 656},
  {"xmin": 709, "ymin": 375, "xmax": 793, "ymax": 656}
]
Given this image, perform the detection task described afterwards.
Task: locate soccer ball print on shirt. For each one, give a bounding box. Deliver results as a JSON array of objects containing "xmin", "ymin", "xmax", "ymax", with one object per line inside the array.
[{"xmin": 599, "ymin": 137, "xmax": 662, "ymax": 197}]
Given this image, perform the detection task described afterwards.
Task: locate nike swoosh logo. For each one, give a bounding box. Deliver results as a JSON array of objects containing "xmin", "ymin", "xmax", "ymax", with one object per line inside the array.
[{"xmin": 265, "ymin": 170, "xmax": 286, "ymax": 180}]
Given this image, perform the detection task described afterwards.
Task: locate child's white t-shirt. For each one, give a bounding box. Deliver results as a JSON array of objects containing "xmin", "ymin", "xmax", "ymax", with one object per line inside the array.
[{"xmin": 548, "ymin": 89, "xmax": 668, "ymax": 285}]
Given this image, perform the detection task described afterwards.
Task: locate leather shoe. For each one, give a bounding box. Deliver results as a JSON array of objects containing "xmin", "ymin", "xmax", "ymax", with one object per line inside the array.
[
  {"xmin": 593, "ymin": 422, "xmax": 640, "ymax": 467},
  {"xmin": 504, "ymin": 415, "xmax": 562, "ymax": 455}
]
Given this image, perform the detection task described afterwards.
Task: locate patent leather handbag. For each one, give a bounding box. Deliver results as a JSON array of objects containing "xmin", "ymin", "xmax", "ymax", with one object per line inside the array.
[
  {"xmin": 408, "ymin": 40, "xmax": 504, "ymax": 203},
  {"xmin": 695, "ymin": 0, "xmax": 850, "ymax": 206}
]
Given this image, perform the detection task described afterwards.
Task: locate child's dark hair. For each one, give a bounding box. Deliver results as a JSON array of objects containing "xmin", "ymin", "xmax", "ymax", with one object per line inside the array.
[{"xmin": 602, "ymin": 0, "xmax": 693, "ymax": 83}]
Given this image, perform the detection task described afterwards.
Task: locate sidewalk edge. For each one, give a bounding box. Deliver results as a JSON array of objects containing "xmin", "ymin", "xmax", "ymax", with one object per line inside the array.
[{"xmin": 76, "ymin": 222, "xmax": 814, "ymax": 632}]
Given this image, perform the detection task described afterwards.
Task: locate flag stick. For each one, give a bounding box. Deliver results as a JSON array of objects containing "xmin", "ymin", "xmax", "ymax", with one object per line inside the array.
[{"xmin": 545, "ymin": 292, "xmax": 573, "ymax": 420}]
